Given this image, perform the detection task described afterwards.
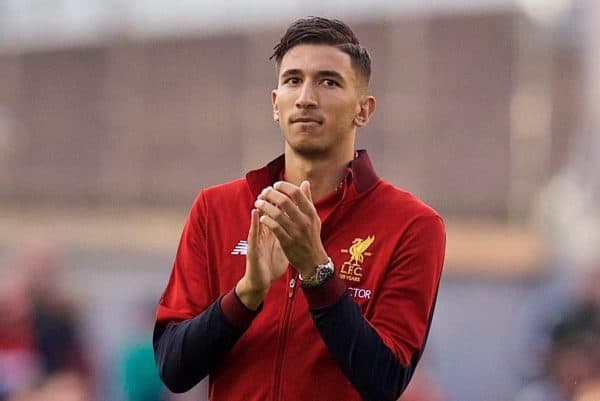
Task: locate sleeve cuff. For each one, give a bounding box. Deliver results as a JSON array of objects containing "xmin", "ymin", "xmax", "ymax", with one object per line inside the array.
[
  {"xmin": 301, "ymin": 274, "xmax": 347, "ymax": 310},
  {"xmin": 220, "ymin": 288, "xmax": 261, "ymax": 329}
]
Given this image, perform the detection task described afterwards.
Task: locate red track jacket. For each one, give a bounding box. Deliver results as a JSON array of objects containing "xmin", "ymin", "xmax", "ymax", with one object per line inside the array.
[{"xmin": 154, "ymin": 150, "xmax": 446, "ymax": 401}]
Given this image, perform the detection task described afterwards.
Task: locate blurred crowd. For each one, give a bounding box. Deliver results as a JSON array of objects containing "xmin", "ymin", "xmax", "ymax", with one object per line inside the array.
[
  {"xmin": 0, "ymin": 237, "xmax": 169, "ymax": 401},
  {"xmin": 0, "ymin": 237, "xmax": 195, "ymax": 401},
  {"xmin": 515, "ymin": 259, "xmax": 600, "ymax": 401},
  {"xmin": 0, "ymin": 239, "xmax": 91, "ymax": 401}
]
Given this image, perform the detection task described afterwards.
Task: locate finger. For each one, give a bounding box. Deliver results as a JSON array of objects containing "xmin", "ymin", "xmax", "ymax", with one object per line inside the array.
[
  {"xmin": 272, "ymin": 181, "xmax": 315, "ymax": 215},
  {"xmin": 255, "ymin": 199, "xmax": 294, "ymax": 235},
  {"xmin": 258, "ymin": 187, "xmax": 306, "ymax": 223},
  {"xmin": 247, "ymin": 208, "xmax": 259, "ymax": 246},
  {"xmin": 259, "ymin": 214, "xmax": 292, "ymax": 245},
  {"xmin": 300, "ymin": 180, "xmax": 312, "ymax": 203}
]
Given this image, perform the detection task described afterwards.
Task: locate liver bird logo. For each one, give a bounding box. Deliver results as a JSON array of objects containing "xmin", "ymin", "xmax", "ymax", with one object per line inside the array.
[{"xmin": 348, "ymin": 235, "xmax": 375, "ymax": 264}]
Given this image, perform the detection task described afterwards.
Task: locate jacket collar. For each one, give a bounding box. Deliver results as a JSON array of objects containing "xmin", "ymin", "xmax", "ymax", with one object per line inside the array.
[{"xmin": 245, "ymin": 149, "xmax": 379, "ymax": 198}]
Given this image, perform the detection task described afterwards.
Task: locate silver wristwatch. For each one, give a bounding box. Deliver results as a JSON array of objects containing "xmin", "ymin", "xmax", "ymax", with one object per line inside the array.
[{"xmin": 299, "ymin": 257, "xmax": 335, "ymax": 288}]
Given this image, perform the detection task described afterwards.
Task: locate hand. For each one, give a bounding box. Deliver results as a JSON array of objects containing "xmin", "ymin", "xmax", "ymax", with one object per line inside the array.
[
  {"xmin": 236, "ymin": 208, "xmax": 288, "ymax": 310},
  {"xmin": 254, "ymin": 180, "xmax": 328, "ymax": 278}
]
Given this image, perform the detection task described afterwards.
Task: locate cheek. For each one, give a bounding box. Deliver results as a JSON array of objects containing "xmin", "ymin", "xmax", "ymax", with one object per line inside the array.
[
  {"xmin": 275, "ymin": 96, "xmax": 295, "ymax": 117},
  {"xmin": 276, "ymin": 89, "xmax": 296, "ymax": 103},
  {"xmin": 326, "ymin": 95, "xmax": 357, "ymax": 116},
  {"xmin": 332, "ymin": 101, "xmax": 359, "ymax": 123}
]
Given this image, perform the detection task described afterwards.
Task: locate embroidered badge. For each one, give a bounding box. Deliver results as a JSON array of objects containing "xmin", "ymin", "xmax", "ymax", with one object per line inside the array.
[{"xmin": 339, "ymin": 235, "xmax": 375, "ymax": 283}]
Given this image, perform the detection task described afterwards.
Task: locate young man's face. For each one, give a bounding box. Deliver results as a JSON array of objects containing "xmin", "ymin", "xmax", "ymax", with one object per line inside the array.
[{"xmin": 272, "ymin": 44, "xmax": 370, "ymax": 158}]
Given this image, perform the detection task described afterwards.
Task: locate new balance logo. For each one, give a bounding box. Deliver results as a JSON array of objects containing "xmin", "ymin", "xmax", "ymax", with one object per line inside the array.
[{"xmin": 231, "ymin": 240, "xmax": 248, "ymax": 255}]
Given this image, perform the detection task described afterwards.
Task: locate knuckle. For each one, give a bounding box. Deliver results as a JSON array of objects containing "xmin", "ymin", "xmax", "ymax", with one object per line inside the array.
[
  {"xmin": 272, "ymin": 208, "xmax": 285, "ymax": 220},
  {"xmin": 298, "ymin": 219, "xmax": 310, "ymax": 232},
  {"xmin": 266, "ymin": 194, "xmax": 280, "ymax": 207},
  {"xmin": 290, "ymin": 188, "xmax": 302, "ymax": 199},
  {"xmin": 277, "ymin": 197, "xmax": 291, "ymax": 208}
]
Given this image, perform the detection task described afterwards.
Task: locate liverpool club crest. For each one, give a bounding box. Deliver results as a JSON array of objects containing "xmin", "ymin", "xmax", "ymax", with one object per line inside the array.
[{"xmin": 339, "ymin": 235, "xmax": 375, "ymax": 282}]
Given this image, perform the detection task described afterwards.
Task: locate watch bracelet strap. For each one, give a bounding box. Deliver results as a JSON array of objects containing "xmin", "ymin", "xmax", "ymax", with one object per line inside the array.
[{"xmin": 300, "ymin": 257, "xmax": 334, "ymax": 288}]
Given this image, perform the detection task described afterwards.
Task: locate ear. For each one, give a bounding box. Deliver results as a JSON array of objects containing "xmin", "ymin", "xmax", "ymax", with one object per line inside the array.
[
  {"xmin": 272, "ymin": 89, "xmax": 279, "ymax": 122},
  {"xmin": 353, "ymin": 95, "xmax": 376, "ymax": 127}
]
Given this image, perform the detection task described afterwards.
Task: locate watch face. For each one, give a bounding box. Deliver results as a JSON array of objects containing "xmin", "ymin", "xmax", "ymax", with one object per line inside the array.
[
  {"xmin": 315, "ymin": 260, "xmax": 334, "ymax": 284},
  {"xmin": 317, "ymin": 268, "xmax": 329, "ymax": 281}
]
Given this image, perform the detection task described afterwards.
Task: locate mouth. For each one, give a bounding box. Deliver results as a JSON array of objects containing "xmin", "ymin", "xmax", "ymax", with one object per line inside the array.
[{"xmin": 291, "ymin": 117, "xmax": 323, "ymax": 125}]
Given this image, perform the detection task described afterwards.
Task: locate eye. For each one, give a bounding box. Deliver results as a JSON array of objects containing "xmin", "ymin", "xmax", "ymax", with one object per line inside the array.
[
  {"xmin": 322, "ymin": 79, "xmax": 340, "ymax": 87},
  {"xmin": 283, "ymin": 77, "xmax": 300, "ymax": 85}
]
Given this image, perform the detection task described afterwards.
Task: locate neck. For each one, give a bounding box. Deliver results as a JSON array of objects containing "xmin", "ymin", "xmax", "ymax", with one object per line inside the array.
[{"xmin": 283, "ymin": 147, "xmax": 353, "ymax": 202}]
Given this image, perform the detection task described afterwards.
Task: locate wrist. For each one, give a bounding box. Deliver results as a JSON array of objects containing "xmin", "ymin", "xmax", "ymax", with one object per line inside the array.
[
  {"xmin": 235, "ymin": 277, "xmax": 267, "ymax": 311},
  {"xmin": 300, "ymin": 250, "xmax": 329, "ymax": 278}
]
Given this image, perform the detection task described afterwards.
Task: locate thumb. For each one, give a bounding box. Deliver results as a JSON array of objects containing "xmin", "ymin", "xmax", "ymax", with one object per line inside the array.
[{"xmin": 300, "ymin": 180, "xmax": 313, "ymax": 203}]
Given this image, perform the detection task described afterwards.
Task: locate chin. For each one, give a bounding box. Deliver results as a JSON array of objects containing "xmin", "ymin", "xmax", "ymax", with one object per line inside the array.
[{"xmin": 286, "ymin": 140, "xmax": 329, "ymax": 157}]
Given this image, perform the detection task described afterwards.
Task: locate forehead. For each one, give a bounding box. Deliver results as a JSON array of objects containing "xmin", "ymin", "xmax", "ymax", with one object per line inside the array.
[{"xmin": 278, "ymin": 44, "xmax": 355, "ymax": 79}]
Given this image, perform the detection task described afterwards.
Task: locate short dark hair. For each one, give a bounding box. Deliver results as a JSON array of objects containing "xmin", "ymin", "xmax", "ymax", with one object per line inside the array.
[{"xmin": 270, "ymin": 17, "xmax": 372, "ymax": 88}]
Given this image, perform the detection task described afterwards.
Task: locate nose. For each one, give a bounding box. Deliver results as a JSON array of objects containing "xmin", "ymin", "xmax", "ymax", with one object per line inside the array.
[{"xmin": 295, "ymin": 82, "xmax": 318, "ymax": 109}]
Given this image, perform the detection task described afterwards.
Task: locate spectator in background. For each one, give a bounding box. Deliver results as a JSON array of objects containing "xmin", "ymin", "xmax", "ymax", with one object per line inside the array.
[
  {"xmin": 0, "ymin": 238, "xmax": 91, "ymax": 401},
  {"xmin": 513, "ymin": 252, "xmax": 600, "ymax": 388},
  {"xmin": 115, "ymin": 300, "xmax": 165, "ymax": 401},
  {"xmin": 0, "ymin": 268, "xmax": 39, "ymax": 400},
  {"xmin": 515, "ymin": 279, "xmax": 600, "ymax": 401}
]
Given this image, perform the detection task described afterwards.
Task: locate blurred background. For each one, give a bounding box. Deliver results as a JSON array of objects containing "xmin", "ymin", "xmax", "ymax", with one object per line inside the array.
[{"xmin": 1, "ymin": 1, "xmax": 599, "ymax": 400}]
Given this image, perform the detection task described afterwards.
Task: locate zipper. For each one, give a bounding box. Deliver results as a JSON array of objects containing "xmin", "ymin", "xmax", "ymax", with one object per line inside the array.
[
  {"xmin": 272, "ymin": 268, "xmax": 298, "ymax": 401},
  {"xmin": 270, "ymin": 180, "xmax": 352, "ymax": 399}
]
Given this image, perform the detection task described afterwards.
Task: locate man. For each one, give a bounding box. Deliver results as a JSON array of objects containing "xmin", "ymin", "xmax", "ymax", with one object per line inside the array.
[{"xmin": 154, "ymin": 17, "xmax": 446, "ymax": 401}]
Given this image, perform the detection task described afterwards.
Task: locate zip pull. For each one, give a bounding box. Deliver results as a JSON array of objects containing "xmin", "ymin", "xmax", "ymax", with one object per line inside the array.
[{"xmin": 288, "ymin": 277, "xmax": 296, "ymax": 298}]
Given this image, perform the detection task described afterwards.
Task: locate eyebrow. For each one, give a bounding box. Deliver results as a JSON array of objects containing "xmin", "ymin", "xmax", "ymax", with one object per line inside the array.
[{"xmin": 280, "ymin": 69, "xmax": 347, "ymax": 84}]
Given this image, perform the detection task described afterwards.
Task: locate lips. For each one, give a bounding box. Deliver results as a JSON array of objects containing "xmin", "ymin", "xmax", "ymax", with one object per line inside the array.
[{"xmin": 290, "ymin": 116, "xmax": 323, "ymax": 124}]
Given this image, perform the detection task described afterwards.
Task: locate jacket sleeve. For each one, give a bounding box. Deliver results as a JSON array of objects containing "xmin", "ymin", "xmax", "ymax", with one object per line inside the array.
[
  {"xmin": 302, "ymin": 214, "xmax": 446, "ymax": 401},
  {"xmin": 153, "ymin": 290, "xmax": 258, "ymax": 393},
  {"xmin": 153, "ymin": 192, "xmax": 259, "ymax": 393}
]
